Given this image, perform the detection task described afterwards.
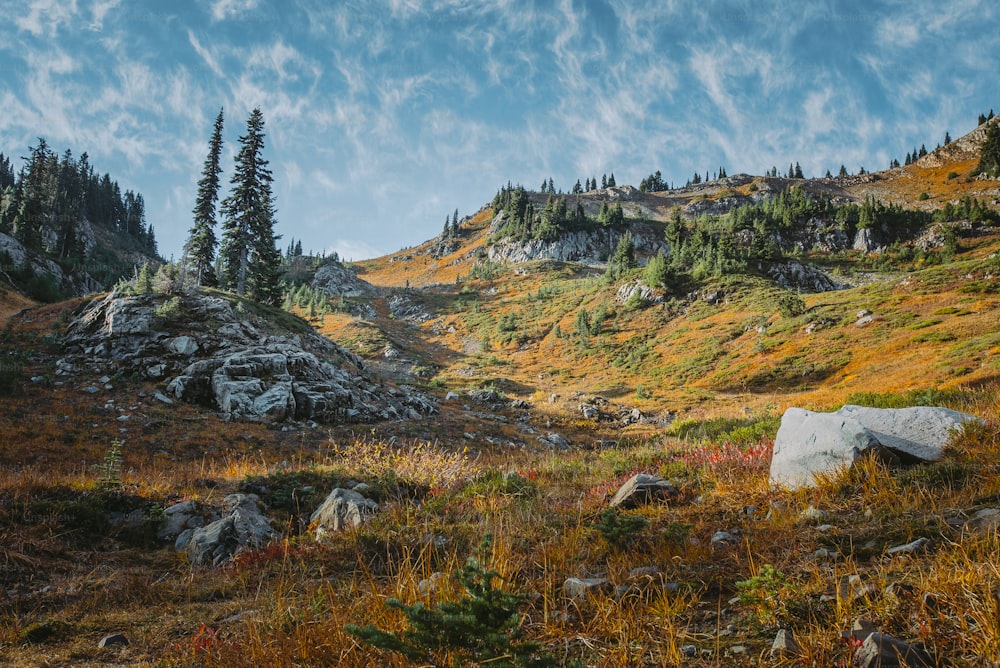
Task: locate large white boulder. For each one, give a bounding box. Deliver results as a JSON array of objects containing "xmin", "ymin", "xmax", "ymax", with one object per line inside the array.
[
  {"xmin": 769, "ymin": 405, "xmax": 982, "ymax": 490},
  {"xmin": 769, "ymin": 408, "xmax": 885, "ymax": 490}
]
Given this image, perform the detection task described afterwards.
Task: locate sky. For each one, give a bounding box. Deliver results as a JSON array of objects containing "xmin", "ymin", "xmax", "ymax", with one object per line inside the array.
[{"xmin": 1, "ymin": 0, "xmax": 997, "ymax": 262}]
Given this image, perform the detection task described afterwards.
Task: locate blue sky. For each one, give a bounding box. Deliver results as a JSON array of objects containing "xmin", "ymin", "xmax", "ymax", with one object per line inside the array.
[{"xmin": 1, "ymin": 0, "xmax": 997, "ymax": 261}]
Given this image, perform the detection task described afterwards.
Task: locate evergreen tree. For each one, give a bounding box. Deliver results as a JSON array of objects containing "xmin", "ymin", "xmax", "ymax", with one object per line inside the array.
[
  {"xmin": 977, "ymin": 119, "xmax": 1000, "ymax": 178},
  {"xmin": 220, "ymin": 107, "xmax": 282, "ymax": 304},
  {"xmin": 184, "ymin": 108, "xmax": 224, "ymax": 287},
  {"xmin": 13, "ymin": 139, "xmax": 52, "ymax": 251},
  {"xmin": 606, "ymin": 231, "xmax": 636, "ymax": 280}
]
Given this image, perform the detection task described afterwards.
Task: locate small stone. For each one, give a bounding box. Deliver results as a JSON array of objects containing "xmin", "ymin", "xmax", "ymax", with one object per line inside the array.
[
  {"xmin": 418, "ymin": 571, "xmax": 448, "ymax": 596},
  {"xmin": 886, "ymin": 537, "xmax": 929, "ymax": 557},
  {"xmin": 98, "ymin": 633, "xmax": 128, "ymax": 648},
  {"xmin": 712, "ymin": 531, "xmax": 736, "ymax": 545},
  {"xmin": 562, "ymin": 577, "xmax": 612, "ymax": 600},
  {"xmin": 771, "ymin": 629, "xmax": 800, "ymax": 658}
]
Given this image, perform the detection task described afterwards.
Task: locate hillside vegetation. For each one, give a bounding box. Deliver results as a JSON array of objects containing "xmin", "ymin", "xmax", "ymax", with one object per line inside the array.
[{"xmin": 1, "ymin": 117, "xmax": 1000, "ymax": 666}]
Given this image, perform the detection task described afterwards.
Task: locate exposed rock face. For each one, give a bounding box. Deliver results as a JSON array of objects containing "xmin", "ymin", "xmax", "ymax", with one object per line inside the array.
[
  {"xmin": 770, "ymin": 406, "xmax": 982, "ymax": 489},
  {"xmin": 310, "ymin": 488, "xmax": 379, "ymax": 540},
  {"xmin": 310, "ymin": 260, "xmax": 377, "ymax": 297},
  {"xmin": 0, "ymin": 231, "xmax": 104, "ymax": 296},
  {"xmin": 63, "ymin": 291, "xmax": 437, "ymax": 424},
  {"xmin": 615, "ymin": 281, "xmax": 660, "ymax": 304},
  {"xmin": 763, "ymin": 260, "xmax": 843, "ymax": 293},
  {"xmin": 487, "ymin": 220, "xmax": 667, "ymax": 265}
]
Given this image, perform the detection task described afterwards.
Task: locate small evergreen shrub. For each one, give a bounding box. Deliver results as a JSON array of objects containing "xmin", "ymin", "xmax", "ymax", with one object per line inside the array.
[{"xmin": 346, "ymin": 534, "xmax": 555, "ymax": 667}]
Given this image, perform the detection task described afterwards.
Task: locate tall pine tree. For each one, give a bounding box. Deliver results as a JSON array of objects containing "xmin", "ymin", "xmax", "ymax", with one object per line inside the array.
[
  {"xmin": 219, "ymin": 107, "xmax": 282, "ymax": 304},
  {"xmin": 184, "ymin": 108, "xmax": 224, "ymax": 287}
]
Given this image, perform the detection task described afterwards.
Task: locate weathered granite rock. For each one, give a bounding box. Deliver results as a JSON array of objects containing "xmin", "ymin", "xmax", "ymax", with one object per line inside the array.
[
  {"xmin": 562, "ymin": 577, "xmax": 613, "ymax": 600},
  {"xmin": 770, "ymin": 408, "xmax": 886, "ymax": 489},
  {"xmin": 177, "ymin": 494, "xmax": 277, "ymax": 567},
  {"xmin": 854, "ymin": 632, "xmax": 932, "ymax": 668},
  {"xmin": 63, "ymin": 291, "xmax": 437, "ymax": 424},
  {"xmin": 310, "ymin": 488, "xmax": 379, "ymax": 540},
  {"xmin": 609, "ymin": 474, "xmax": 679, "ymax": 509},
  {"xmin": 770, "ymin": 405, "xmax": 983, "ymax": 489}
]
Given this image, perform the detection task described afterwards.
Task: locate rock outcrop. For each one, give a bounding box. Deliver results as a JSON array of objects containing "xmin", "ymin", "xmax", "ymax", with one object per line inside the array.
[
  {"xmin": 310, "ymin": 260, "xmax": 377, "ymax": 298},
  {"xmin": 770, "ymin": 406, "xmax": 982, "ymax": 489},
  {"xmin": 62, "ymin": 291, "xmax": 437, "ymax": 424},
  {"xmin": 487, "ymin": 220, "xmax": 667, "ymax": 265},
  {"xmin": 173, "ymin": 494, "xmax": 278, "ymax": 567}
]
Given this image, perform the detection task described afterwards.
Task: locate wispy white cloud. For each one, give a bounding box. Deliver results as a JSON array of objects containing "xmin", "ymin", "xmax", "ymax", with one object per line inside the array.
[
  {"xmin": 187, "ymin": 30, "xmax": 224, "ymax": 78},
  {"xmin": 87, "ymin": 0, "xmax": 121, "ymax": 31},
  {"xmin": 210, "ymin": 0, "xmax": 260, "ymax": 22},
  {"xmin": 15, "ymin": 0, "xmax": 78, "ymax": 37}
]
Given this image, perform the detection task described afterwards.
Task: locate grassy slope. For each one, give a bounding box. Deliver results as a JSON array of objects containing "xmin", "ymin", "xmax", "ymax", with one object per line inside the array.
[{"xmin": 2, "ymin": 130, "xmax": 1000, "ymax": 666}]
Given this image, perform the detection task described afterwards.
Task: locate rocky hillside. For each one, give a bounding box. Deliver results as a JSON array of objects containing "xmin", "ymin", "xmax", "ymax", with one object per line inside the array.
[{"xmin": 60, "ymin": 289, "xmax": 435, "ymax": 424}]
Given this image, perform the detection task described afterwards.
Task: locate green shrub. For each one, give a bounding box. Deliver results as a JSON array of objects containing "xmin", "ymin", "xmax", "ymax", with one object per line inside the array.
[
  {"xmin": 593, "ymin": 507, "xmax": 649, "ymax": 549},
  {"xmin": 347, "ymin": 534, "xmax": 556, "ymax": 667}
]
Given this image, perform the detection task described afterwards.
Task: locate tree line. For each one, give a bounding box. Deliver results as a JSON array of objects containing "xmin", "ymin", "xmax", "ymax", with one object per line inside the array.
[
  {"xmin": 490, "ymin": 184, "xmax": 626, "ymax": 243},
  {"xmin": 0, "ymin": 140, "xmax": 157, "ymax": 263}
]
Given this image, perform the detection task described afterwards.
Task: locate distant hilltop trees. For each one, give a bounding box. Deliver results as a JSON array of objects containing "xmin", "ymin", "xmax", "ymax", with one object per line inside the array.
[{"xmin": 0, "ymin": 140, "xmax": 157, "ymax": 263}]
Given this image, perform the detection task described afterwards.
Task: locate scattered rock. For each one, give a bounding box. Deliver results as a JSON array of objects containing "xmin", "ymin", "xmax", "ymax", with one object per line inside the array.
[
  {"xmin": 964, "ymin": 507, "xmax": 1000, "ymax": 533},
  {"xmin": 158, "ymin": 500, "xmax": 202, "ymax": 541},
  {"xmin": 310, "ymin": 488, "xmax": 379, "ymax": 540},
  {"xmin": 712, "ymin": 531, "xmax": 737, "ymax": 545},
  {"xmin": 885, "ymin": 537, "xmax": 930, "ymax": 557},
  {"xmin": 854, "ymin": 632, "xmax": 932, "ymax": 668},
  {"xmin": 97, "ymin": 633, "xmax": 128, "ymax": 648},
  {"xmin": 771, "ymin": 629, "xmax": 802, "ymax": 659},
  {"xmin": 562, "ymin": 577, "xmax": 612, "ymax": 601},
  {"xmin": 609, "ymin": 473, "xmax": 679, "ymax": 509}
]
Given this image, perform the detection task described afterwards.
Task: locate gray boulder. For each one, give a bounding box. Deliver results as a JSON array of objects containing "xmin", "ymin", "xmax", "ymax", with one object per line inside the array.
[
  {"xmin": 609, "ymin": 473, "xmax": 679, "ymax": 509},
  {"xmin": 178, "ymin": 494, "xmax": 277, "ymax": 567},
  {"xmin": 835, "ymin": 405, "xmax": 981, "ymax": 462},
  {"xmin": 311, "ymin": 488, "xmax": 379, "ymax": 540},
  {"xmin": 770, "ymin": 406, "xmax": 982, "ymax": 490},
  {"xmin": 769, "ymin": 408, "xmax": 888, "ymax": 490}
]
